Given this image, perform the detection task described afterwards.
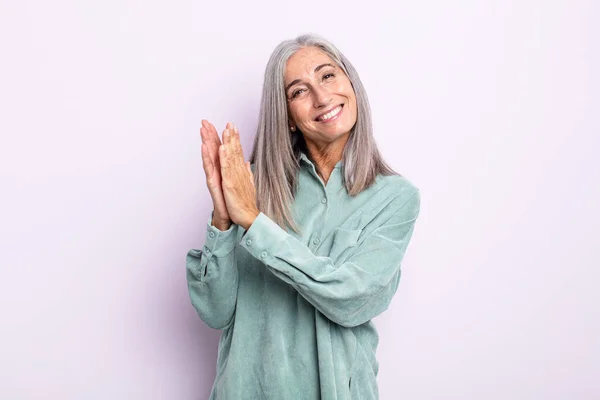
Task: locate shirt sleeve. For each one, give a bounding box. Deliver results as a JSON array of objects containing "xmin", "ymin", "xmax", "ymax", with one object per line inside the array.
[
  {"xmin": 239, "ymin": 189, "xmax": 421, "ymax": 328},
  {"xmin": 186, "ymin": 210, "xmax": 240, "ymax": 330}
]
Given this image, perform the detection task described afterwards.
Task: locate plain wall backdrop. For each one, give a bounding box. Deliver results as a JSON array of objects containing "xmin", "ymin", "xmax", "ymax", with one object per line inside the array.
[{"xmin": 1, "ymin": 0, "xmax": 598, "ymax": 399}]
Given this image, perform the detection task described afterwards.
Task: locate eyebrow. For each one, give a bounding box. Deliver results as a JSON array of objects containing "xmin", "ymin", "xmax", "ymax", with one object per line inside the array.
[{"xmin": 285, "ymin": 63, "xmax": 336, "ymax": 93}]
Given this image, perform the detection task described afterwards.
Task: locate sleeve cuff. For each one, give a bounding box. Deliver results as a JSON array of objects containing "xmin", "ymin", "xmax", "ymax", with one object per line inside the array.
[
  {"xmin": 204, "ymin": 210, "xmax": 239, "ymax": 258},
  {"xmin": 239, "ymin": 212, "xmax": 288, "ymax": 262}
]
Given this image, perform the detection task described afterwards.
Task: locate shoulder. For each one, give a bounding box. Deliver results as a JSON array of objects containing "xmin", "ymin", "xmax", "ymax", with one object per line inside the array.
[
  {"xmin": 378, "ymin": 174, "xmax": 419, "ymax": 201},
  {"xmin": 377, "ymin": 174, "xmax": 420, "ymax": 218}
]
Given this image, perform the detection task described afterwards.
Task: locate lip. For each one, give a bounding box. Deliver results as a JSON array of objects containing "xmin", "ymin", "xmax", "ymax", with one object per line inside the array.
[{"xmin": 315, "ymin": 104, "xmax": 344, "ymax": 122}]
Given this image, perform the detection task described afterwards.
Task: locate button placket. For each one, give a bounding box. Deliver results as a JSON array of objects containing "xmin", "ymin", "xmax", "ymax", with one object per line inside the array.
[
  {"xmin": 205, "ymin": 227, "xmax": 217, "ymax": 257},
  {"xmin": 313, "ymin": 192, "xmax": 328, "ymax": 251},
  {"xmin": 204, "ymin": 227, "xmax": 216, "ymax": 258}
]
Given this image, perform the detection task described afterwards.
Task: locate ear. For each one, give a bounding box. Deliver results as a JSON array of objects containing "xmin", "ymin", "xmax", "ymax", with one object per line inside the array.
[{"xmin": 288, "ymin": 118, "xmax": 296, "ymax": 131}]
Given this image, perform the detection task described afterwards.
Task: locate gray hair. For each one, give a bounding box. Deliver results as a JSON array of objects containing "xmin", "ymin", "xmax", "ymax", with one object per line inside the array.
[{"xmin": 248, "ymin": 33, "xmax": 400, "ymax": 234}]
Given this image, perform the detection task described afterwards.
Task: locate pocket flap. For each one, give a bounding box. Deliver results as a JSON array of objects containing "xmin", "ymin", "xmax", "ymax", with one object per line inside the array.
[{"xmin": 329, "ymin": 227, "xmax": 362, "ymax": 264}]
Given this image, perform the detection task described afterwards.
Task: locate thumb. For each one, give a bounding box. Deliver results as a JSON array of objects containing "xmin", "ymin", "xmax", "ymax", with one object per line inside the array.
[{"xmin": 246, "ymin": 162, "xmax": 254, "ymax": 185}]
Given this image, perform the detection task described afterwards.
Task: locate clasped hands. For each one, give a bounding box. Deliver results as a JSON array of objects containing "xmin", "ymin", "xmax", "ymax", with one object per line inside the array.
[{"xmin": 200, "ymin": 119, "xmax": 260, "ymax": 231}]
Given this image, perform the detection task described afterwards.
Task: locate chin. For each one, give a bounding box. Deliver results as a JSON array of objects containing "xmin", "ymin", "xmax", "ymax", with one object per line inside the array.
[
  {"xmin": 314, "ymin": 128, "xmax": 351, "ymax": 142},
  {"xmin": 325, "ymin": 123, "xmax": 353, "ymax": 136}
]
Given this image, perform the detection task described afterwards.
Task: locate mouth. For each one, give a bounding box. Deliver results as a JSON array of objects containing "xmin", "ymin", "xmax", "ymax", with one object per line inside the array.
[{"xmin": 315, "ymin": 104, "xmax": 344, "ymax": 123}]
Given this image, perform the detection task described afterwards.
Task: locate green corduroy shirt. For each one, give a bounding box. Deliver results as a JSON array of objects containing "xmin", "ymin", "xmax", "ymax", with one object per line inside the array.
[{"xmin": 186, "ymin": 150, "xmax": 420, "ymax": 399}]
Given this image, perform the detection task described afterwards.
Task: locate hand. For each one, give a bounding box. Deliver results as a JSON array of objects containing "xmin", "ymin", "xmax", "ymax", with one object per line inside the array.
[
  {"xmin": 219, "ymin": 123, "xmax": 260, "ymax": 230},
  {"xmin": 200, "ymin": 119, "xmax": 230, "ymax": 226}
]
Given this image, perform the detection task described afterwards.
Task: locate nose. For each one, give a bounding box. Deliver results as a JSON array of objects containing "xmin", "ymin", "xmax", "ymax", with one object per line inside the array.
[{"xmin": 312, "ymin": 84, "xmax": 332, "ymax": 108}]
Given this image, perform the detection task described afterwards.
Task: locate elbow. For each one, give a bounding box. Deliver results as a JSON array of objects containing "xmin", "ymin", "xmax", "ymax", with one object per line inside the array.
[
  {"xmin": 200, "ymin": 312, "xmax": 234, "ymax": 330},
  {"xmin": 187, "ymin": 282, "xmax": 236, "ymax": 331},
  {"xmin": 322, "ymin": 279, "xmax": 400, "ymax": 328},
  {"xmin": 188, "ymin": 290, "xmax": 235, "ymax": 330},
  {"xmin": 321, "ymin": 305, "xmax": 374, "ymax": 328},
  {"xmin": 328, "ymin": 305, "xmax": 389, "ymax": 328},
  {"xmin": 332, "ymin": 315, "xmax": 370, "ymax": 328},
  {"xmin": 328, "ymin": 305, "xmax": 379, "ymax": 327}
]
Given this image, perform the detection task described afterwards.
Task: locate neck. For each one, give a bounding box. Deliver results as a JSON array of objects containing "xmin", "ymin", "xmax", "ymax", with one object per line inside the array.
[{"xmin": 304, "ymin": 133, "xmax": 348, "ymax": 178}]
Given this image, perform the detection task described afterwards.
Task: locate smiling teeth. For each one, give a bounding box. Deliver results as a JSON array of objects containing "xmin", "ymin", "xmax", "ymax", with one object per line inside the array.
[{"xmin": 318, "ymin": 106, "xmax": 342, "ymax": 121}]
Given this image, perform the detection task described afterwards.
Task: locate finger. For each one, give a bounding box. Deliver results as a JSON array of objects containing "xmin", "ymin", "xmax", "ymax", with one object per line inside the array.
[
  {"xmin": 232, "ymin": 124, "xmax": 242, "ymax": 155},
  {"xmin": 228, "ymin": 124, "xmax": 237, "ymax": 154},
  {"xmin": 205, "ymin": 119, "xmax": 218, "ymax": 136},
  {"xmin": 201, "ymin": 143, "xmax": 214, "ymax": 177},
  {"xmin": 206, "ymin": 120, "xmax": 222, "ymax": 145},
  {"xmin": 201, "ymin": 127, "xmax": 217, "ymax": 162},
  {"xmin": 222, "ymin": 128, "xmax": 231, "ymax": 145},
  {"xmin": 246, "ymin": 161, "xmax": 254, "ymax": 185},
  {"xmin": 231, "ymin": 124, "xmax": 244, "ymax": 163},
  {"xmin": 202, "ymin": 120, "xmax": 220, "ymax": 147},
  {"xmin": 219, "ymin": 145, "xmax": 229, "ymax": 169},
  {"xmin": 225, "ymin": 122, "xmax": 233, "ymax": 143}
]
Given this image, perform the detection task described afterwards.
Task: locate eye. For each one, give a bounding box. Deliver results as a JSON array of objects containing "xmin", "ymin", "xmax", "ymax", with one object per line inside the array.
[
  {"xmin": 323, "ymin": 73, "xmax": 335, "ymax": 80},
  {"xmin": 291, "ymin": 88, "xmax": 305, "ymax": 99}
]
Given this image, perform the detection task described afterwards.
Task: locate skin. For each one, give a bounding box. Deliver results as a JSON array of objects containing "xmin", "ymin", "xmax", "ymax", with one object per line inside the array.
[
  {"xmin": 200, "ymin": 120, "xmax": 258, "ymax": 231},
  {"xmin": 200, "ymin": 46, "xmax": 358, "ymax": 231},
  {"xmin": 218, "ymin": 124, "xmax": 260, "ymax": 231},
  {"xmin": 200, "ymin": 119, "xmax": 231, "ymax": 228},
  {"xmin": 285, "ymin": 46, "xmax": 358, "ymax": 184}
]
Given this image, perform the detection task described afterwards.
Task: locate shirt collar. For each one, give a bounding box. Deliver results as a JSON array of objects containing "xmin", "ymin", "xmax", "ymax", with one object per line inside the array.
[{"xmin": 299, "ymin": 150, "xmax": 343, "ymax": 169}]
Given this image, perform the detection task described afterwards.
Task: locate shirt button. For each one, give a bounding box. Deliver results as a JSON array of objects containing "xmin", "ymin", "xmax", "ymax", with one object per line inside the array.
[
  {"xmin": 312, "ymin": 238, "xmax": 320, "ymax": 245},
  {"xmin": 209, "ymin": 231, "xmax": 215, "ymax": 238},
  {"xmin": 321, "ymin": 198, "xmax": 327, "ymax": 204},
  {"xmin": 260, "ymin": 251, "xmax": 267, "ymax": 258},
  {"xmin": 246, "ymin": 239, "xmax": 252, "ymax": 246}
]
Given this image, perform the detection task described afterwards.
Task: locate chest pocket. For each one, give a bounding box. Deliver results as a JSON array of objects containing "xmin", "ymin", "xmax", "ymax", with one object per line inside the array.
[{"xmin": 328, "ymin": 227, "xmax": 362, "ymax": 265}]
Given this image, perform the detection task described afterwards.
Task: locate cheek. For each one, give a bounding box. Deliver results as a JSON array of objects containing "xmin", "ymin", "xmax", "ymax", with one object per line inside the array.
[
  {"xmin": 346, "ymin": 97, "xmax": 358, "ymax": 124},
  {"xmin": 288, "ymin": 105, "xmax": 300, "ymax": 123},
  {"xmin": 291, "ymin": 104, "xmax": 314, "ymax": 125},
  {"xmin": 349, "ymin": 91, "xmax": 358, "ymax": 113}
]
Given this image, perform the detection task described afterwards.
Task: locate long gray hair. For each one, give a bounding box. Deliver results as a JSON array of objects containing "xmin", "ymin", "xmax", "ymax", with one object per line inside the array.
[{"xmin": 248, "ymin": 33, "xmax": 400, "ymax": 234}]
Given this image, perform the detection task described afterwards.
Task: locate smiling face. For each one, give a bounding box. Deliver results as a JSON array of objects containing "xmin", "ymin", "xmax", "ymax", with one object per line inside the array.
[{"xmin": 285, "ymin": 46, "xmax": 358, "ymax": 148}]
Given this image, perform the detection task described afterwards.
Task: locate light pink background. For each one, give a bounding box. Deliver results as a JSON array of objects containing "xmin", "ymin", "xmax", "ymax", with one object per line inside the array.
[{"xmin": 1, "ymin": 1, "xmax": 598, "ymax": 399}]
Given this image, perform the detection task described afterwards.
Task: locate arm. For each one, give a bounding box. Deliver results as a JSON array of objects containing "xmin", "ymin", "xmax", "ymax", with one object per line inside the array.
[
  {"xmin": 240, "ymin": 190, "xmax": 421, "ymax": 328},
  {"xmin": 186, "ymin": 210, "xmax": 240, "ymax": 330}
]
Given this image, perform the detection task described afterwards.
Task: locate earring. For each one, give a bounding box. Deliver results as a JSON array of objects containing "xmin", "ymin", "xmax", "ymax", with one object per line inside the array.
[{"xmin": 290, "ymin": 126, "xmax": 296, "ymax": 132}]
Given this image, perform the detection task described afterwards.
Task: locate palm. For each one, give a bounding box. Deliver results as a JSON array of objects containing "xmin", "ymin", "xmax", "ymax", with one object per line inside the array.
[{"xmin": 200, "ymin": 120, "xmax": 230, "ymax": 221}]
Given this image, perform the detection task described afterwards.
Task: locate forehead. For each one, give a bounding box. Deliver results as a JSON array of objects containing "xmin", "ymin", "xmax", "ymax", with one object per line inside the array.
[{"xmin": 284, "ymin": 47, "xmax": 336, "ymax": 81}]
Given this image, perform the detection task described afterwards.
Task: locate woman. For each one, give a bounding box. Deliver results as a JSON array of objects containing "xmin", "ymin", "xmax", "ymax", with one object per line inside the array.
[{"xmin": 186, "ymin": 33, "xmax": 421, "ymax": 400}]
